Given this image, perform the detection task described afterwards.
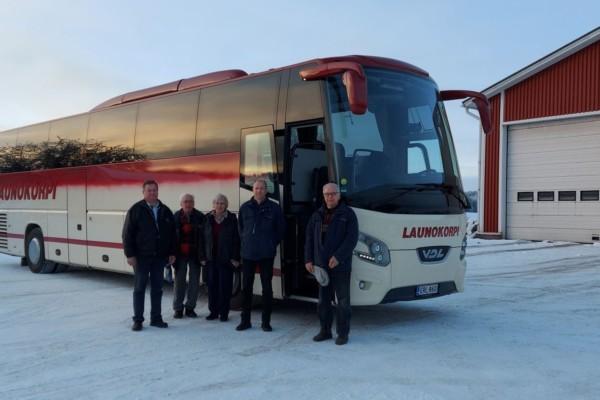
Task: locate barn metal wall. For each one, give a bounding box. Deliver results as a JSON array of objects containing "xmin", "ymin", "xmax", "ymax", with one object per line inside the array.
[
  {"xmin": 505, "ymin": 40, "xmax": 600, "ymax": 121},
  {"xmin": 483, "ymin": 95, "xmax": 501, "ymax": 232}
]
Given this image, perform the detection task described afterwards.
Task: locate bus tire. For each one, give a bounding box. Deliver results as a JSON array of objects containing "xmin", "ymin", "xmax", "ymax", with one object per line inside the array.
[
  {"xmin": 232, "ymin": 268, "xmax": 241, "ymax": 297},
  {"xmin": 229, "ymin": 269, "xmax": 243, "ymax": 310},
  {"xmin": 25, "ymin": 228, "xmax": 57, "ymax": 274},
  {"xmin": 54, "ymin": 263, "xmax": 70, "ymax": 273}
]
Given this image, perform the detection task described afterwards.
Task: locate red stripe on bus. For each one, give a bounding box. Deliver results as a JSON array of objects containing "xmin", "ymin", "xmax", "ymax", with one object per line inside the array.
[
  {"xmin": 3, "ymin": 233, "xmax": 123, "ymax": 249},
  {"xmin": 3, "ymin": 232, "xmax": 283, "ymax": 274},
  {"xmin": 46, "ymin": 237, "xmax": 124, "ymax": 249},
  {"xmin": 0, "ymin": 152, "xmax": 239, "ymax": 190}
]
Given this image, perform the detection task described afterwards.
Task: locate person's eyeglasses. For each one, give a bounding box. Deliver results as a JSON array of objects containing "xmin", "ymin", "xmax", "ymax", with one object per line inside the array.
[{"xmin": 323, "ymin": 192, "xmax": 338, "ymax": 197}]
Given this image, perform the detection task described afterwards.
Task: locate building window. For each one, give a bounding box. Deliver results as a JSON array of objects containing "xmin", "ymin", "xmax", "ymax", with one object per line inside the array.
[
  {"xmin": 517, "ymin": 192, "xmax": 534, "ymax": 201},
  {"xmin": 581, "ymin": 190, "xmax": 599, "ymax": 201},
  {"xmin": 537, "ymin": 191, "xmax": 554, "ymax": 201},
  {"xmin": 558, "ymin": 191, "xmax": 576, "ymax": 201}
]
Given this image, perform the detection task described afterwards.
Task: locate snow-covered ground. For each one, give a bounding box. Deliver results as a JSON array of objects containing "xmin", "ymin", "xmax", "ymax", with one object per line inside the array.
[{"xmin": 1, "ymin": 239, "xmax": 599, "ymax": 400}]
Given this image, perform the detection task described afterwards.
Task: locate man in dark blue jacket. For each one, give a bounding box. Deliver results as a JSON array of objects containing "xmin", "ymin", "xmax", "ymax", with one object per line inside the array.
[
  {"xmin": 122, "ymin": 180, "xmax": 176, "ymax": 331},
  {"xmin": 305, "ymin": 183, "xmax": 358, "ymax": 345},
  {"xmin": 236, "ymin": 179, "xmax": 285, "ymax": 332}
]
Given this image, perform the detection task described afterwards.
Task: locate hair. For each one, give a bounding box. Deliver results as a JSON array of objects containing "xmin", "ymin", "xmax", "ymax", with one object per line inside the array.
[
  {"xmin": 253, "ymin": 178, "xmax": 268, "ymax": 189},
  {"xmin": 323, "ymin": 182, "xmax": 339, "ymax": 192},
  {"xmin": 179, "ymin": 193, "xmax": 195, "ymax": 203},
  {"xmin": 142, "ymin": 180, "xmax": 158, "ymax": 189},
  {"xmin": 212, "ymin": 193, "xmax": 229, "ymax": 208}
]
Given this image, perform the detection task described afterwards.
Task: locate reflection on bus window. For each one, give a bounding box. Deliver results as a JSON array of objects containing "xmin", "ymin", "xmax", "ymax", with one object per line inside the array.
[{"xmin": 242, "ymin": 131, "xmax": 276, "ymax": 193}]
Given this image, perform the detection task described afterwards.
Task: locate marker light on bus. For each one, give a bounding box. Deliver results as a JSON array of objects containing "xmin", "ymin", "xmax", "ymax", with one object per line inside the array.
[{"xmin": 353, "ymin": 232, "xmax": 390, "ymax": 267}]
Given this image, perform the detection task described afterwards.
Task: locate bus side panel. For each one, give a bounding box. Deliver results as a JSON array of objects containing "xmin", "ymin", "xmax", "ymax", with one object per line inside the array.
[
  {"xmin": 6, "ymin": 211, "xmax": 48, "ymax": 257},
  {"xmin": 0, "ymin": 169, "xmax": 66, "ymax": 258},
  {"xmin": 86, "ymin": 210, "xmax": 128, "ymax": 273},
  {"xmin": 67, "ymin": 177, "xmax": 88, "ymax": 266},
  {"xmin": 84, "ymin": 154, "xmax": 240, "ymax": 273},
  {"xmin": 47, "ymin": 211, "xmax": 69, "ymax": 264}
]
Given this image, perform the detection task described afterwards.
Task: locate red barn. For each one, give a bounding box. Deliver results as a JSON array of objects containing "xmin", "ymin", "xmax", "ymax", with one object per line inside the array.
[{"xmin": 466, "ymin": 27, "xmax": 600, "ymax": 242}]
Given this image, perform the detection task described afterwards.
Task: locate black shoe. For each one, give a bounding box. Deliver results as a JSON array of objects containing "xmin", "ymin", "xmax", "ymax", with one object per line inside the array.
[
  {"xmin": 131, "ymin": 321, "xmax": 143, "ymax": 331},
  {"xmin": 313, "ymin": 330, "xmax": 333, "ymax": 342},
  {"xmin": 185, "ymin": 308, "xmax": 198, "ymax": 318},
  {"xmin": 206, "ymin": 313, "xmax": 218, "ymax": 320},
  {"xmin": 150, "ymin": 319, "xmax": 168, "ymax": 328},
  {"xmin": 173, "ymin": 310, "xmax": 183, "ymax": 319},
  {"xmin": 261, "ymin": 323, "xmax": 272, "ymax": 332},
  {"xmin": 219, "ymin": 316, "xmax": 229, "ymax": 322},
  {"xmin": 236, "ymin": 321, "xmax": 251, "ymax": 331},
  {"xmin": 335, "ymin": 335, "xmax": 348, "ymax": 345}
]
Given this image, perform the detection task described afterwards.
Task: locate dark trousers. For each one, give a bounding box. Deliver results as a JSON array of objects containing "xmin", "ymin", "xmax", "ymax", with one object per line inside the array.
[
  {"xmin": 207, "ymin": 261, "xmax": 234, "ymax": 318},
  {"xmin": 173, "ymin": 257, "xmax": 201, "ymax": 311},
  {"xmin": 133, "ymin": 257, "xmax": 166, "ymax": 323},
  {"xmin": 241, "ymin": 258, "xmax": 274, "ymax": 324},
  {"xmin": 318, "ymin": 270, "xmax": 351, "ymax": 337}
]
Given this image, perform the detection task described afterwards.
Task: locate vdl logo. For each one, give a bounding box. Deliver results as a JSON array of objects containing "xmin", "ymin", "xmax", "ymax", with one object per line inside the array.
[{"xmin": 417, "ymin": 246, "xmax": 450, "ymax": 263}]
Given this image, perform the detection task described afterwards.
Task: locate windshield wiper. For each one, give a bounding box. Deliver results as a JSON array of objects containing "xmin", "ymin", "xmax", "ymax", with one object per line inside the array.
[
  {"xmin": 411, "ymin": 183, "xmax": 471, "ymax": 209},
  {"xmin": 387, "ymin": 183, "xmax": 470, "ymax": 209},
  {"xmin": 347, "ymin": 183, "xmax": 470, "ymax": 210}
]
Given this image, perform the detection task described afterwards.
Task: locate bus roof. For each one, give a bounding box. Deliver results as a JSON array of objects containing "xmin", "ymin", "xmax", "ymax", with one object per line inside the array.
[
  {"xmin": 91, "ymin": 55, "xmax": 429, "ymax": 111},
  {"xmin": 0, "ymin": 55, "xmax": 429, "ymax": 133}
]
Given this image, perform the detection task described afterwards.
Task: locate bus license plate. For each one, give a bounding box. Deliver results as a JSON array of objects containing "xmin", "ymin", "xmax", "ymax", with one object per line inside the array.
[{"xmin": 416, "ymin": 284, "xmax": 439, "ymax": 296}]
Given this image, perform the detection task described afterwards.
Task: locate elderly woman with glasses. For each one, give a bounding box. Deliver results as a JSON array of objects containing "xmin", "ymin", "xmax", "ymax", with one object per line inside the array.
[{"xmin": 199, "ymin": 193, "xmax": 240, "ymax": 321}]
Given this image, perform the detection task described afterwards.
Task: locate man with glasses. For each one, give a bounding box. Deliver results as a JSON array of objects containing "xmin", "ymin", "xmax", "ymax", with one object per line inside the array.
[
  {"xmin": 172, "ymin": 193, "xmax": 205, "ymax": 319},
  {"xmin": 305, "ymin": 183, "xmax": 358, "ymax": 345}
]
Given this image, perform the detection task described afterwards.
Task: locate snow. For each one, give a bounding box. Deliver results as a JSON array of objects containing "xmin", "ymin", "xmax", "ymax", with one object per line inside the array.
[{"xmin": 1, "ymin": 240, "xmax": 599, "ymax": 400}]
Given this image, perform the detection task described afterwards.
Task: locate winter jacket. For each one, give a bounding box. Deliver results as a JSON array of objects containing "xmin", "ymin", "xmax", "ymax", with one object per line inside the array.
[
  {"xmin": 199, "ymin": 211, "xmax": 240, "ymax": 265},
  {"xmin": 304, "ymin": 203, "xmax": 359, "ymax": 274},
  {"xmin": 173, "ymin": 208, "xmax": 205, "ymax": 259},
  {"xmin": 122, "ymin": 199, "xmax": 176, "ymax": 259},
  {"xmin": 239, "ymin": 197, "xmax": 285, "ymax": 260}
]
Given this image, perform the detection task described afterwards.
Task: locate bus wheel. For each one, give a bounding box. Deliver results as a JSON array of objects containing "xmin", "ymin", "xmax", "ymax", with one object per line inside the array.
[
  {"xmin": 232, "ymin": 269, "xmax": 241, "ymax": 297},
  {"xmin": 229, "ymin": 269, "xmax": 243, "ymax": 310},
  {"xmin": 25, "ymin": 228, "xmax": 57, "ymax": 274},
  {"xmin": 55, "ymin": 264, "xmax": 70, "ymax": 273}
]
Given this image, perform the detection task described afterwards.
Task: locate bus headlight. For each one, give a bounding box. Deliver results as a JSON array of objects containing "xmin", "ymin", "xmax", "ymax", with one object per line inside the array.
[
  {"xmin": 460, "ymin": 235, "xmax": 467, "ymax": 260},
  {"xmin": 354, "ymin": 232, "xmax": 390, "ymax": 266}
]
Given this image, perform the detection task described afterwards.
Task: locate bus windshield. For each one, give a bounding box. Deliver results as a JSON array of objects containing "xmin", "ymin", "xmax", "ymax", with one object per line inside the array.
[{"xmin": 326, "ymin": 68, "xmax": 466, "ymax": 214}]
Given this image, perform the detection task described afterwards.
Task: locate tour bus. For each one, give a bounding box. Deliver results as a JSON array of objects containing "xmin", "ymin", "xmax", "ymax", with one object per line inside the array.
[{"xmin": 0, "ymin": 55, "xmax": 491, "ymax": 305}]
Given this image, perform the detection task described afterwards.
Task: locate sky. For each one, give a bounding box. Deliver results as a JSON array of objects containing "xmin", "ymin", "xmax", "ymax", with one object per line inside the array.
[{"xmin": 1, "ymin": 0, "xmax": 599, "ymax": 191}]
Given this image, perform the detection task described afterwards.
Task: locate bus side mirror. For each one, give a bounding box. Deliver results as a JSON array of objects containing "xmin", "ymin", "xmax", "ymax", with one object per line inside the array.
[
  {"xmin": 441, "ymin": 90, "xmax": 492, "ymax": 134},
  {"xmin": 300, "ymin": 61, "xmax": 367, "ymax": 115}
]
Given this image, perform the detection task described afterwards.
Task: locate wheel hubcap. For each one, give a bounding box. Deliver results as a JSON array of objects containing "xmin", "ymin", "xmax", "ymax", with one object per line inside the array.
[{"xmin": 28, "ymin": 238, "xmax": 41, "ymax": 264}]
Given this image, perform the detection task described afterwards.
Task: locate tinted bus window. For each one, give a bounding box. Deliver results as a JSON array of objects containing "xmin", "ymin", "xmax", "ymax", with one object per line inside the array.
[
  {"xmin": 87, "ymin": 105, "xmax": 138, "ymax": 164},
  {"xmin": 286, "ymin": 66, "xmax": 323, "ymax": 123},
  {"xmin": 47, "ymin": 115, "xmax": 89, "ymax": 168},
  {"xmin": 16, "ymin": 123, "xmax": 50, "ymax": 170},
  {"xmin": 197, "ymin": 73, "xmax": 280, "ymax": 155},
  {"xmin": 50, "ymin": 114, "xmax": 89, "ymax": 144},
  {"xmin": 0, "ymin": 128, "xmax": 19, "ymax": 147},
  {"xmin": 0, "ymin": 129, "xmax": 19, "ymax": 172},
  {"xmin": 241, "ymin": 128, "xmax": 276, "ymax": 193},
  {"xmin": 17, "ymin": 123, "xmax": 50, "ymax": 146},
  {"xmin": 135, "ymin": 91, "xmax": 199, "ymax": 159},
  {"xmin": 88, "ymin": 104, "xmax": 137, "ymax": 150}
]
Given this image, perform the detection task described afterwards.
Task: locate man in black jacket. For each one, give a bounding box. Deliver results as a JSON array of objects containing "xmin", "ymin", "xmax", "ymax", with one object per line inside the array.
[
  {"xmin": 122, "ymin": 180, "xmax": 176, "ymax": 331},
  {"xmin": 305, "ymin": 183, "xmax": 358, "ymax": 345},
  {"xmin": 172, "ymin": 193, "xmax": 205, "ymax": 319},
  {"xmin": 236, "ymin": 179, "xmax": 285, "ymax": 332}
]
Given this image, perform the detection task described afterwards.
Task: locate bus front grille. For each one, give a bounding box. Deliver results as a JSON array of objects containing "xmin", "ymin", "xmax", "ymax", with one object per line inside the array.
[{"xmin": 0, "ymin": 213, "xmax": 7, "ymax": 250}]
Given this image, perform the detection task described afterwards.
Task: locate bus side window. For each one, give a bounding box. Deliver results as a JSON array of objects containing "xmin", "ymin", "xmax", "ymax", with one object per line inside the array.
[{"xmin": 241, "ymin": 128, "xmax": 277, "ymax": 194}]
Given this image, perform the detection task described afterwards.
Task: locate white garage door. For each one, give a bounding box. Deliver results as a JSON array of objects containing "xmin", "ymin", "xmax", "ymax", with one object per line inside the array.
[{"xmin": 506, "ymin": 115, "xmax": 600, "ymax": 243}]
